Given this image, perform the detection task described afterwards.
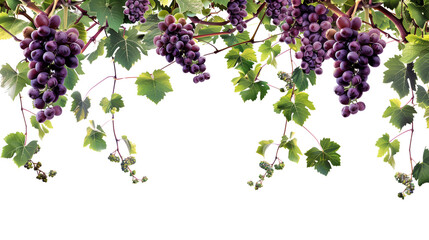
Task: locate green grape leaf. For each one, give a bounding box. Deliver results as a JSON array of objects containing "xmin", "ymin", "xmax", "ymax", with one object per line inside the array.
[
  {"xmin": 122, "ymin": 135, "xmax": 137, "ymax": 155},
  {"xmin": 292, "ymin": 67, "xmax": 316, "ymax": 91},
  {"xmin": 213, "ymin": 0, "xmax": 228, "ymax": 7},
  {"xmin": 256, "ymin": 140, "xmax": 273, "ymax": 157},
  {"xmin": 382, "ymin": 0, "xmax": 400, "ymax": 9},
  {"xmin": 407, "ymin": 2, "xmax": 429, "ymax": 29},
  {"xmin": 63, "ymin": 55, "xmax": 84, "ymax": 90},
  {"xmin": 69, "ymin": 22, "xmax": 87, "ymax": 43},
  {"xmin": 400, "ymin": 35, "xmax": 429, "ymax": 64},
  {"xmin": 100, "ymin": 93, "xmax": 124, "ymax": 113},
  {"xmin": 413, "ymin": 148, "xmax": 429, "ymax": 186},
  {"xmin": 6, "ymin": 0, "xmax": 21, "ymax": 10},
  {"xmin": 89, "ymin": 0, "xmax": 125, "ymax": 31},
  {"xmin": 284, "ymin": 138, "xmax": 302, "ymax": 163},
  {"xmin": 416, "ymin": 85, "xmax": 429, "ymax": 108},
  {"xmin": 375, "ymin": 133, "xmax": 400, "ymax": 168},
  {"xmin": 305, "ymin": 138, "xmax": 341, "ymax": 176},
  {"xmin": 225, "ymin": 48, "xmax": 256, "ymax": 73},
  {"xmin": 258, "ymin": 40, "xmax": 281, "ymax": 65},
  {"xmin": 1, "ymin": 132, "xmax": 38, "ymax": 167},
  {"xmin": 414, "ymin": 53, "xmax": 429, "ymax": 84},
  {"xmin": 221, "ymin": 30, "xmax": 252, "ymax": 52},
  {"xmin": 71, "ymin": 91, "xmax": 91, "ymax": 122},
  {"xmin": 105, "ymin": 28, "xmax": 145, "ymax": 70},
  {"xmin": 0, "ymin": 12, "xmax": 29, "ymax": 40},
  {"xmin": 194, "ymin": 16, "xmax": 224, "ymax": 42},
  {"xmin": 0, "ymin": 62, "xmax": 29, "ymax": 100},
  {"xmin": 139, "ymin": 15, "xmax": 162, "ymax": 51},
  {"xmin": 30, "ymin": 116, "xmax": 53, "ymax": 140},
  {"xmin": 136, "ymin": 69, "xmax": 173, "ymax": 104},
  {"xmin": 246, "ymin": 0, "xmax": 259, "ymax": 14},
  {"xmin": 383, "ymin": 55, "xmax": 415, "ymax": 98},
  {"xmin": 159, "ymin": 0, "xmax": 173, "ymax": 6},
  {"xmin": 240, "ymin": 81, "xmax": 269, "ymax": 102},
  {"xmin": 83, "ymin": 120, "xmax": 106, "ymax": 152},
  {"xmin": 274, "ymin": 91, "xmax": 315, "ymax": 126},
  {"xmin": 86, "ymin": 38, "xmax": 105, "ymax": 63},
  {"xmin": 382, "ymin": 99, "xmax": 416, "ymax": 129},
  {"xmin": 53, "ymin": 96, "xmax": 68, "ymax": 108},
  {"xmin": 177, "ymin": 0, "xmax": 203, "ymax": 13},
  {"xmin": 425, "ymin": 107, "xmax": 429, "ymax": 128}
]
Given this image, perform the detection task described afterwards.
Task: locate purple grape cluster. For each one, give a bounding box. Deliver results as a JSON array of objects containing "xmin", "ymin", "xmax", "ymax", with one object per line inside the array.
[
  {"xmin": 227, "ymin": 0, "xmax": 248, "ymax": 33},
  {"xmin": 154, "ymin": 15, "xmax": 210, "ymax": 83},
  {"xmin": 123, "ymin": 0, "xmax": 150, "ymax": 23},
  {"xmin": 266, "ymin": 0, "xmax": 288, "ymax": 26},
  {"xmin": 280, "ymin": 1, "xmax": 333, "ymax": 74},
  {"xmin": 20, "ymin": 13, "xmax": 83, "ymax": 123},
  {"xmin": 324, "ymin": 16, "xmax": 386, "ymax": 117}
]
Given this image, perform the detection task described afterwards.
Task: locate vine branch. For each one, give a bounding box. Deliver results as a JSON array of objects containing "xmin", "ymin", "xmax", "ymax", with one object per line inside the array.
[
  {"xmin": 0, "ymin": 24, "xmax": 21, "ymax": 42},
  {"xmin": 18, "ymin": 93, "xmax": 28, "ymax": 146}
]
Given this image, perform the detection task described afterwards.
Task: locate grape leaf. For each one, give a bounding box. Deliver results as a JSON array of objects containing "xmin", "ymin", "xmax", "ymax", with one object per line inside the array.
[
  {"xmin": 292, "ymin": 67, "xmax": 316, "ymax": 92},
  {"xmin": 256, "ymin": 140, "xmax": 273, "ymax": 157},
  {"xmin": 258, "ymin": 40, "xmax": 281, "ymax": 65},
  {"xmin": 382, "ymin": 99, "xmax": 416, "ymax": 129},
  {"xmin": 407, "ymin": 2, "xmax": 429, "ymax": 29},
  {"xmin": 177, "ymin": 0, "xmax": 203, "ymax": 13},
  {"xmin": 305, "ymin": 138, "xmax": 341, "ymax": 176},
  {"xmin": 71, "ymin": 91, "xmax": 91, "ymax": 122},
  {"xmin": 0, "ymin": 12, "xmax": 29, "ymax": 40},
  {"xmin": 414, "ymin": 53, "xmax": 429, "ymax": 84},
  {"xmin": 53, "ymin": 96, "xmax": 67, "ymax": 108},
  {"xmin": 383, "ymin": 55, "xmax": 415, "ymax": 98},
  {"xmin": 63, "ymin": 55, "xmax": 84, "ymax": 90},
  {"xmin": 105, "ymin": 28, "xmax": 145, "ymax": 70},
  {"xmin": 382, "ymin": 0, "xmax": 400, "ymax": 9},
  {"xmin": 375, "ymin": 133, "xmax": 400, "ymax": 168},
  {"xmin": 413, "ymin": 148, "xmax": 429, "ymax": 186},
  {"xmin": 400, "ymin": 35, "xmax": 429, "ymax": 64},
  {"xmin": 274, "ymin": 91, "xmax": 315, "ymax": 126},
  {"xmin": 194, "ymin": 16, "xmax": 224, "ymax": 42},
  {"xmin": 83, "ymin": 120, "xmax": 106, "ymax": 152},
  {"xmin": 6, "ymin": 0, "xmax": 20, "ymax": 10},
  {"xmin": 30, "ymin": 116, "xmax": 53, "ymax": 140},
  {"xmin": 122, "ymin": 135, "xmax": 136, "ymax": 155},
  {"xmin": 225, "ymin": 48, "xmax": 256, "ymax": 73},
  {"xmin": 416, "ymin": 85, "xmax": 429, "ymax": 108},
  {"xmin": 136, "ymin": 69, "xmax": 173, "ymax": 104},
  {"xmin": 1, "ymin": 132, "xmax": 38, "ymax": 167},
  {"xmin": 240, "ymin": 81, "xmax": 269, "ymax": 102},
  {"xmin": 100, "ymin": 93, "xmax": 124, "ymax": 113},
  {"xmin": 246, "ymin": 0, "xmax": 259, "ymax": 14},
  {"xmin": 232, "ymin": 64, "xmax": 269, "ymax": 101},
  {"xmin": 86, "ymin": 38, "xmax": 106, "ymax": 63},
  {"xmin": 159, "ymin": 0, "xmax": 173, "ymax": 6},
  {"xmin": 284, "ymin": 138, "xmax": 302, "ymax": 163},
  {"xmin": 89, "ymin": 0, "xmax": 125, "ymax": 31},
  {"xmin": 213, "ymin": 0, "xmax": 228, "ymax": 7},
  {"xmin": 221, "ymin": 30, "xmax": 252, "ymax": 52},
  {"xmin": 0, "ymin": 62, "xmax": 29, "ymax": 100},
  {"xmin": 69, "ymin": 22, "xmax": 87, "ymax": 43}
]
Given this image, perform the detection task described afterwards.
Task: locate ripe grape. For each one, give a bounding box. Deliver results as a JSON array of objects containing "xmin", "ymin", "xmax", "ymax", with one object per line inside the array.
[
  {"xmin": 155, "ymin": 15, "xmax": 210, "ymax": 83},
  {"xmin": 324, "ymin": 16, "xmax": 386, "ymax": 117},
  {"xmin": 21, "ymin": 13, "xmax": 81, "ymax": 123},
  {"xmin": 227, "ymin": 0, "xmax": 248, "ymax": 33},
  {"xmin": 266, "ymin": 0, "xmax": 288, "ymax": 26},
  {"xmin": 124, "ymin": 0, "xmax": 150, "ymax": 23}
]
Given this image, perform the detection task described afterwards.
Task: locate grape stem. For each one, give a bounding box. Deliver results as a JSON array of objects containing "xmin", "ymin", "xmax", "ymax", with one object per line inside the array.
[
  {"xmin": 0, "ymin": 24, "xmax": 21, "ymax": 42},
  {"xmin": 188, "ymin": 16, "xmax": 229, "ymax": 26},
  {"xmin": 351, "ymin": 0, "xmax": 361, "ymax": 18},
  {"xmin": 373, "ymin": 6, "xmax": 408, "ymax": 42},
  {"xmin": 362, "ymin": 20, "xmax": 401, "ymax": 42},
  {"xmin": 21, "ymin": 0, "xmax": 43, "ymax": 14},
  {"xmin": 302, "ymin": 125, "xmax": 322, "ymax": 149},
  {"xmin": 80, "ymin": 24, "xmax": 107, "ymax": 54},
  {"xmin": 83, "ymin": 75, "xmax": 114, "ymax": 100},
  {"xmin": 193, "ymin": 28, "xmax": 236, "ymax": 39},
  {"xmin": 18, "ymin": 93, "xmax": 28, "ymax": 146},
  {"xmin": 74, "ymin": 5, "xmax": 99, "ymax": 23},
  {"xmin": 408, "ymin": 91, "xmax": 415, "ymax": 175},
  {"xmin": 320, "ymin": 1, "xmax": 347, "ymax": 17}
]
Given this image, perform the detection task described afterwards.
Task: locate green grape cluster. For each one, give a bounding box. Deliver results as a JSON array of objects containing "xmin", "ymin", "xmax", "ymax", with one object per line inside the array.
[
  {"xmin": 277, "ymin": 71, "xmax": 293, "ymax": 91},
  {"xmin": 48, "ymin": 170, "xmax": 57, "ymax": 177},
  {"xmin": 36, "ymin": 172, "xmax": 48, "ymax": 182},
  {"xmin": 108, "ymin": 153, "xmax": 120, "ymax": 163},
  {"xmin": 395, "ymin": 172, "xmax": 415, "ymax": 199},
  {"xmin": 24, "ymin": 160, "xmax": 56, "ymax": 182},
  {"xmin": 255, "ymin": 182, "xmax": 263, "ymax": 190},
  {"xmin": 121, "ymin": 156, "xmax": 136, "ymax": 172},
  {"xmin": 274, "ymin": 162, "xmax": 285, "ymax": 170},
  {"xmin": 259, "ymin": 161, "xmax": 270, "ymax": 170},
  {"xmin": 247, "ymin": 181, "xmax": 254, "ymax": 186}
]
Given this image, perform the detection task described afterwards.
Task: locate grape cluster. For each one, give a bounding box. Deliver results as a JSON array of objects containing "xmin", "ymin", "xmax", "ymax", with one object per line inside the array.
[
  {"xmin": 227, "ymin": 0, "xmax": 248, "ymax": 33},
  {"xmin": 108, "ymin": 153, "xmax": 120, "ymax": 162},
  {"xmin": 277, "ymin": 71, "xmax": 293, "ymax": 91},
  {"xmin": 20, "ymin": 13, "xmax": 83, "ymax": 123},
  {"xmin": 121, "ymin": 156, "xmax": 136, "ymax": 172},
  {"xmin": 123, "ymin": 0, "xmax": 150, "ymax": 23},
  {"xmin": 280, "ymin": 1, "xmax": 333, "ymax": 74},
  {"xmin": 395, "ymin": 172, "xmax": 415, "ymax": 199},
  {"xmin": 266, "ymin": 0, "xmax": 288, "ymax": 26},
  {"xmin": 154, "ymin": 15, "xmax": 210, "ymax": 83},
  {"xmin": 324, "ymin": 16, "xmax": 386, "ymax": 117}
]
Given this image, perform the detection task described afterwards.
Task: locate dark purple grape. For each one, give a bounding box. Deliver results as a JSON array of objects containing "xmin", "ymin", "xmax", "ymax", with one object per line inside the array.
[
  {"xmin": 58, "ymin": 45, "xmax": 70, "ymax": 57},
  {"xmin": 336, "ymin": 16, "xmax": 350, "ymax": 29},
  {"xmin": 42, "ymin": 90, "xmax": 55, "ymax": 103},
  {"xmin": 350, "ymin": 17, "xmax": 362, "ymax": 30},
  {"xmin": 347, "ymin": 88, "xmax": 359, "ymax": 99},
  {"xmin": 28, "ymin": 88, "xmax": 40, "ymax": 99},
  {"xmin": 43, "ymin": 51, "xmax": 55, "ymax": 63},
  {"xmin": 339, "ymin": 94, "xmax": 350, "ymax": 105},
  {"xmin": 34, "ymin": 98, "xmax": 45, "ymax": 109},
  {"xmin": 65, "ymin": 56, "xmax": 79, "ymax": 69},
  {"xmin": 44, "ymin": 107, "xmax": 55, "ymax": 120},
  {"xmin": 53, "ymin": 105, "xmax": 62, "ymax": 116},
  {"xmin": 34, "ymin": 13, "xmax": 49, "ymax": 28},
  {"xmin": 357, "ymin": 102, "xmax": 366, "ymax": 111},
  {"xmin": 349, "ymin": 103, "xmax": 359, "ymax": 114},
  {"xmin": 49, "ymin": 15, "xmax": 61, "ymax": 29},
  {"xmin": 342, "ymin": 106, "xmax": 351, "ymax": 117},
  {"xmin": 47, "ymin": 77, "xmax": 58, "ymax": 88},
  {"xmin": 36, "ymin": 110, "xmax": 47, "ymax": 123},
  {"xmin": 56, "ymin": 84, "xmax": 67, "ymax": 95}
]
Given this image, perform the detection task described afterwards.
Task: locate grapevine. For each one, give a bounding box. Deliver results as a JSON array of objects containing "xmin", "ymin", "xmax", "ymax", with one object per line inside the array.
[{"xmin": 0, "ymin": 0, "xmax": 427, "ymax": 200}]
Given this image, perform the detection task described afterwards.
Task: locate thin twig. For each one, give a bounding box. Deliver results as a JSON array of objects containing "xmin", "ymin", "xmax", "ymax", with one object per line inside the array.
[
  {"xmin": 19, "ymin": 93, "xmax": 28, "ymax": 145},
  {"xmin": 302, "ymin": 125, "xmax": 321, "ymax": 149},
  {"xmin": 0, "ymin": 24, "xmax": 21, "ymax": 41}
]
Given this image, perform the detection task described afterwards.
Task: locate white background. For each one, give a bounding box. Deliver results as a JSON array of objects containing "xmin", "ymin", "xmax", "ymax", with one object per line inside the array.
[{"xmin": 0, "ymin": 19, "xmax": 428, "ymax": 240}]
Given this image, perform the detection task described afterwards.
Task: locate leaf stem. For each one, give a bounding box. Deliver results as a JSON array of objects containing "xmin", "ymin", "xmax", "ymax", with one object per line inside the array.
[
  {"xmin": 83, "ymin": 75, "xmax": 114, "ymax": 99},
  {"xmin": 302, "ymin": 125, "xmax": 321, "ymax": 149},
  {"xmin": 389, "ymin": 129, "xmax": 412, "ymax": 143},
  {"xmin": 19, "ymin": 93, "xmax": 28, "ymax": 146}
]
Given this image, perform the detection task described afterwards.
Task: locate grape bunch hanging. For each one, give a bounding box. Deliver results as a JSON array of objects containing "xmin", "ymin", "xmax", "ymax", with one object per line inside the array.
[
  {"xmin": 227, "ymin": 0, "xmax": 248, "ymax": 33},
  {"xmin": 280, "ymin": 1, "xmax": 333, "ymax": 74},
  {"xmin": 123, "ymin": 0, "xmax": 150, "ymax": 23},
  {"xmin": 154, "ymin": 15, "xmax": 210, "ymax": 83},
  {"xmin": 324, "ymin": 16, "xmax": 386, "ymax": 117},
  {"xmin": 265, "ymin": 0, "xmax": 288, "ymax": 26},
  {"xmin": 20, "ymin": 13, "xmax": 82, "ymax": 123}
]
